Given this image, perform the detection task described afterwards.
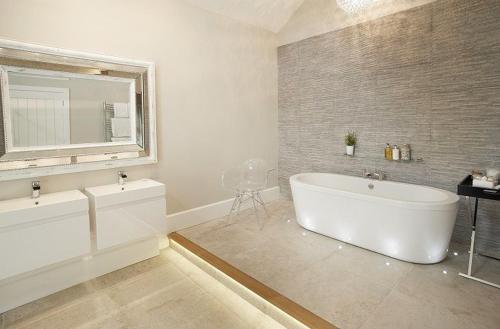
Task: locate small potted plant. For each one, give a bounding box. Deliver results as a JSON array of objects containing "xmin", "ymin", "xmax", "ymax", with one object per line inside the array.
[{"xmin": 344, "ymin": 131, "xmax": 357, "ymax": 156}]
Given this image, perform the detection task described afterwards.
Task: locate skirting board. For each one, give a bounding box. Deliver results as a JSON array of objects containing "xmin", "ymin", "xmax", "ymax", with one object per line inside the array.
[
  {"xmin": 0, "ymin": 237, "xmax": 159, "ymax": 313},
  {"xmin": 165, "ymin": 186, "xmax": 280, "ymax": 233}
]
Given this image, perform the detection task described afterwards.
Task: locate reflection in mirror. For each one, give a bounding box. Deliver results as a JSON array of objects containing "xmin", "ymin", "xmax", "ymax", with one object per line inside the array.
[{"xmin": 5, "ymin": 67, "xmax": 136, "ymax": 150}]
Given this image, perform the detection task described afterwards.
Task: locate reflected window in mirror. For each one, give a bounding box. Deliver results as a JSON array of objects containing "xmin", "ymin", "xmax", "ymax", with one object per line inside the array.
[{"xmin": 4, "ymin": 67, "xmax": 136, "ymax": 151}]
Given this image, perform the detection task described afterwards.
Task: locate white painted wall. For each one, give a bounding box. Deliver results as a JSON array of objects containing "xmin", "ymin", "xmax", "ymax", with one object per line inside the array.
[
  {"xmin": 0, "ymin": 0, "xmax": 278, "ymax": 214},
  {"xmin": 278, "ymin": 0, "xmax": 436, "ymax": 45}
]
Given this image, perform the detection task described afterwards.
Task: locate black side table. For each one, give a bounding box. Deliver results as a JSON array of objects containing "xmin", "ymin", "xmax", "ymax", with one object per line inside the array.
[{"xmin": 457, "ymin": 175, "xmax": 500, "ymax": 289}]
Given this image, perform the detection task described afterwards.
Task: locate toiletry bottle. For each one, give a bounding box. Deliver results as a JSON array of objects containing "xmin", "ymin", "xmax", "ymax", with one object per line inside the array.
[
  {"xmin": 385, "ymin": 143, "xmax": 392, "ymax": 160},
  {"xmin": 392, "ymin": 145, "xmax": 400, "ymax": 161},
  {"xmin": 401, "ymin": 144, "xmax": 411, "ymax": 161}
]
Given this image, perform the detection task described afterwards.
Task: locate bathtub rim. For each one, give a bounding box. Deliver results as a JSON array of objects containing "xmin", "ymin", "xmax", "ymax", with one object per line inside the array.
[{"xmin": 290, "ymin": 173, "xmax": 460, "ymax": 211}]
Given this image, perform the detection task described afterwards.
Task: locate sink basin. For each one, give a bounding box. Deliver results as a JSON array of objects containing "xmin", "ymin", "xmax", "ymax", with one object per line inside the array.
[
  {"xmin": 85, "ymin": 179, "xmax": 166, "ymax": 250},
  {"xmin": 0, "ymin": 190, "xmax": 90, "ymax": 281},
  {"xmin": 85, "ymin": 178, "xmax": 165, "ymax": 208},
  {"xmin": 0, "ymin": 190, "xmax": 87, "ymax": 228}
]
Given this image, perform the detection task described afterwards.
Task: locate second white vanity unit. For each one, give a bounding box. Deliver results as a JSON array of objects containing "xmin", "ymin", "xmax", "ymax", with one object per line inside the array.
[{"xmin": 85, "ymin": 178, "xmax": 167, "ymax": 250}]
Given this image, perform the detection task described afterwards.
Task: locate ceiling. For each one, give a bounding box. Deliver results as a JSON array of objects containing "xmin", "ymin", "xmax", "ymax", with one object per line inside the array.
[{"xmin": 183, "ymin": 0, "xmax": 305, "ymax": 33}]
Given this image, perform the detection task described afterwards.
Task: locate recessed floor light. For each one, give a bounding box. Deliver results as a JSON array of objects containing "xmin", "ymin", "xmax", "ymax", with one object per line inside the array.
[
  {"xmin": 338, "ymin": 245, "xmax": 343, "ymax": 249},
  {"xmin": 453, "ymin": 252, "xmax": 458, "ymax": 256},
  {"xmin": 442, "ymin": 270, "xmax": 448, "ymax": 274},
  {"xmin": 385, "ymin": 262, "xmax": 390, "ymax": 266}
]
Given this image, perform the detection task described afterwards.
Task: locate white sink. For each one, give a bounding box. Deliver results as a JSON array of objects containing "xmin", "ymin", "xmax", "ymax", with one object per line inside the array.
[
  {"xmin": 85, "ymin": 179, "xmax": 166, "ymax": 250},
  {"xmin": 85, "ymin": 178, "xmax": 165, "ymax": 208},
  {"xmin": 0, "ymin": 190, "xmax": 90, "ymax": 281}
]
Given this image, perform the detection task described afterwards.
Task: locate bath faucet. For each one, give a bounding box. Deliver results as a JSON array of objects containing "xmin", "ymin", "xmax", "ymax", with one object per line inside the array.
[
  {"xmin": 32, "ymin": 180, "xmax": 41, "ymax": 199},
  {"xmin": 362, "ymin": 169, "xmax": 385, "ymax": 181},
  {"xmin": 372, "ymin": 170, "xmax": 385, "ymax": 181},
  {"xmin": 118, "ymin": 171, "xmax": 128, "ymax": 185}
]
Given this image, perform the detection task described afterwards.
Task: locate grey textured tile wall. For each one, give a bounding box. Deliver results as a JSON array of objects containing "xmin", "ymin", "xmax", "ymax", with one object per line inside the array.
[{"xmin": 278, "ymin": 0, "xmax": 500, "ymax": 257}]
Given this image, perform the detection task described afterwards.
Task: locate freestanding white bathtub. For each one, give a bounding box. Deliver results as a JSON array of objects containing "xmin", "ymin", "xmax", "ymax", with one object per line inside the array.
[{"xmin": 290, "ymin": 173, "xmax": 459, "ymax": 264}]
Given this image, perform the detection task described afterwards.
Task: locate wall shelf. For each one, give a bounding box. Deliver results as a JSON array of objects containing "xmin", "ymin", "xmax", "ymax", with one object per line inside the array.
[
  {"xmin": 385, "ymin": 158, "xmax": 424, "ymax": 163},
  {"xmin": 341, "ymin": 154, "xmax": 424, "ymax": 164}
]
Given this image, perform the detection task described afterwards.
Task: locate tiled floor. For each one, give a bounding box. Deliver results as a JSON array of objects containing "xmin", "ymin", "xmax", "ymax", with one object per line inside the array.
[
  {"xmin": 0, "ymin": 249, "xmax": 286, "ymax": 329},
  {"xmin": 179, "ymin": 198, "xmax": 500, "ymax": 329}
]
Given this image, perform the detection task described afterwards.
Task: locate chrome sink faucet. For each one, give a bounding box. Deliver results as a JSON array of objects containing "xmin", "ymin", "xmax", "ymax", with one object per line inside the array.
[
  {"xmin": 363, "ymin": 169, "xmax": 385, "ymax": 181},
  {"xmin": 32, "ymin": 180, "xmax": 41, "ymax": 199},
  {"xmin": 118, "ymin": 171, "xmax": 128, "ymax": 185}
]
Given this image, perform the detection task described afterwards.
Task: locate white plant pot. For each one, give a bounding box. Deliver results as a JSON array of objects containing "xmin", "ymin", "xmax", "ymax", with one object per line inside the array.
[{"xmin": 346, "ymin": 145, "xmax": 354, "ymax": 156}]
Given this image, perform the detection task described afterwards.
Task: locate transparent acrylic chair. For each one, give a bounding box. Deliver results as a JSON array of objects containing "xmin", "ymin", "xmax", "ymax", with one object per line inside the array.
[{"xmin": 222, "ymin": 159, "xmax": 273, "ymax": 227}]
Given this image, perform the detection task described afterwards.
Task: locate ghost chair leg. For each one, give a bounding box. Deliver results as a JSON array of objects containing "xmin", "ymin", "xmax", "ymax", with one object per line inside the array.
[
  {"xmin": 227, "ymin": 193, "xmax": 241, "ymax": 224},
  {"xmin": 254, "ymin": 191, "xmax": 268, "ymax": 217}
]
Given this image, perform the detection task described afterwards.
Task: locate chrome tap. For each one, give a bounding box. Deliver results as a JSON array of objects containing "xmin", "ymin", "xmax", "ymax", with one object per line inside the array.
[
  {"xmin": 362, "ymin": 169, "xmax": 385, "ymax": 181},
  {"xmin": 118, "ymin": 171, "xmax": 128, "ymax": 185},
  {"xmin": 372, "ymin": 170, "xmax": 385, "ymax": 181},
  {"xmin": 32, "ymin": 180, "xmax": 41, "ymax": 199}
]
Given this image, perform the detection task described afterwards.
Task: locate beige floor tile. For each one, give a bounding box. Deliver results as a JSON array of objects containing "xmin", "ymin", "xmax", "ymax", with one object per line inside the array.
[
  {"xmin": 271, "ymin": 252, "xmax": 396, "ymax": 329},
  {"xmin": 104, "ymin": 263, "xmax": 187, "ymax": 307},
  {"xmin": 359, "ymin": 287, "xmax": 498, "ymax": 329},
  {"xmin": 7, "ymin": 292, "xmax": 118, "ymax": 329},
  {"xmin": 3, "ymin": 247, "xmax": 285, "ymax": 329},
  {"xmin": 373, "ymin": 260, "xmax": 500, "ymax": 329},
  {"xmin": 316, "ymin": 241, "xmax": 415, "ymax": 289},
  {"xmin": 179, "ymin": 199, "xmax": 500, "ymax": 329},
  {"xmin": 183, "ymin": 200, "xmax": 341, "ymax": 287},
  {"xmin": 88, "ymin": 254, "xmax": 174, "ymax": 291},
  {"xmin": 2, "ymin": 282, "xmax": 97, "ymax": 328},
  {"xmin": 166, "ymin": 249, "xmax": 287, "ymax": 329},
  {"xmin": 78, "ymin": 272, "xmax": 257, "ymax": 329},
  {"xmin": 77, "ymin": 313, "xmax": 130, "ymax": 329},
  {"xmin": 120, "ymin": 281, "xmax": 253, "ymax": 329}
]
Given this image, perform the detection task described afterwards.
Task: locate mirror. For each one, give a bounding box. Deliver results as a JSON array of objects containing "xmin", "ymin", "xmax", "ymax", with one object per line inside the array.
[
  {"xmin": 5, "ymin": 67, "xmax": 136, "ymax": 148},
  {"xmin": 0, "ymin": 39, "xmax": 156, "ymax": 180}
]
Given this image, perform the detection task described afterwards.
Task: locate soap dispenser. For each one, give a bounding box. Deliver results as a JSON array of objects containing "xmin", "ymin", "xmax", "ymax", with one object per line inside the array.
[
  {"xmin": 384, "ymin": 143, "xmax": 392, "ymax": 160},
  {"xmin": 401, "ymin": 144, "xmax": 411, "ymax": 161},
  {"xmin": 392, "ymin": 145, "xmax": 400, "ymax": 161}
]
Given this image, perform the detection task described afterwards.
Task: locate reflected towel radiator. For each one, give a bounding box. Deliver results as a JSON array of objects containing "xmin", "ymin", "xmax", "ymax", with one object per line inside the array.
[{"xmin": 103, "ymin": 102, "xmax": 114, "ymax": 142}]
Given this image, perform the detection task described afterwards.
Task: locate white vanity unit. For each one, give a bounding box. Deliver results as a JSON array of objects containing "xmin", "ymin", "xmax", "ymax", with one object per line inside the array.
[
  {"xmin": 85, "ymin": 179, "xmax": 167, "ymax": 250},
  {"xmin": 0, "ymin": 191, "xmax": 90, "ymax": 312},
  {"xmin": 0, "ymin": 179, "xmax": 166, "ymax": 313},
  {"xmin": 0, "ymin": 191, "xmax": 90, "ymax": 280}
]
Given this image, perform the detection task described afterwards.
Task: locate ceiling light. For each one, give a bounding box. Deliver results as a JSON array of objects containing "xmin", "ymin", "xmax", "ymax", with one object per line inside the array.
[{"xmin": 336, "ymin": 0, "xmax": 378, "ymax": 14}]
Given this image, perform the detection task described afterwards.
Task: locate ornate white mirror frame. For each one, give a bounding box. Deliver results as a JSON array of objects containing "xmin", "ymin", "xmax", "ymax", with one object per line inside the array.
[{"xmin": 0, "ymin": 39, "xmax": 157, "ymax": 181}]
